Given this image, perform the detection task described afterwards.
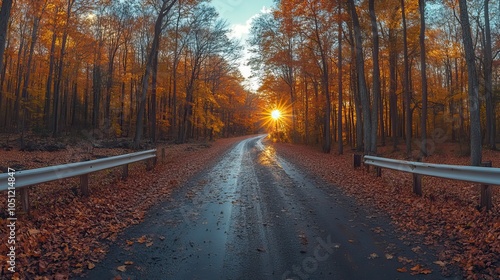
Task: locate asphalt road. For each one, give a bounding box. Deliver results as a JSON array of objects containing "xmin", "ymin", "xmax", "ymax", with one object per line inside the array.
[{"xmin": 83, "ymin": 135, "xmax": 458, "ymax": 280}]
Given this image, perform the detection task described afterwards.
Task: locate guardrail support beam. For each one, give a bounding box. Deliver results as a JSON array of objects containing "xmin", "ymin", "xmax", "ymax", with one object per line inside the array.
[
  {"xmin": 80, "ymin": 174, "xmax": 89, "ymax": 196},
  {"xmin": 413, "ymin": 174, "xmax": 422, "ymax": 196},
  {"xmin": 20, "ymin": 188, "xmax": 30, "ymax": 213},
  {"xmin": 480, "ymin": 161, "xmax": 493, "ymax": 210},
  {"xmin": 122, "ymin": 164, "xmax": 129, "ymax": 180}
]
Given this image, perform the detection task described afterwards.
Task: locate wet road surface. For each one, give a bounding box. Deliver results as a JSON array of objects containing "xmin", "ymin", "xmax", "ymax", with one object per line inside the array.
[{"xmin": 83, "ymin": 135, "xmax": 454, "ymax": 280}]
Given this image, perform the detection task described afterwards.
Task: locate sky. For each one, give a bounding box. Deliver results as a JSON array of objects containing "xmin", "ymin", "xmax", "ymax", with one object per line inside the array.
[{"xmin": 211, "ymin": 0, "xmax": 275, "ymax": 91}]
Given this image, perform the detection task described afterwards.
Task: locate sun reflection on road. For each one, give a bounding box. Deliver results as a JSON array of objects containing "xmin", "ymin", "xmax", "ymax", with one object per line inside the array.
[{"xmin": 256, "ymin": 137, "xmax": 278, "ymax": 167}]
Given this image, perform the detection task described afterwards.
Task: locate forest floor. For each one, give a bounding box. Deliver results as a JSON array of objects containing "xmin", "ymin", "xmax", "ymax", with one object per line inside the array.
[
  {"xmin": 0, "ymin": 134, "xmax": 498, "ymax": 279},
  {"xmin": 274, "ymin": 140, "xmax": 500, "ymax": 280}
]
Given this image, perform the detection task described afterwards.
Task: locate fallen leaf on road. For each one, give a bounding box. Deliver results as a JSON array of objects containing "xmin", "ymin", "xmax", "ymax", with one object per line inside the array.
[
  {"xmin": 371, "ymin": 227, "xmax": 384, "ymax": 234},
  {"xmin": 298, "ymin": 234, "xmax": 308, "ymax": 245},
  {"xmin": 398, "ymin": 256, "xmax": 412, "ymax": 264},
  {"xmin": 117, "ymin": 266, "xmax": 127, "ymax": 272},
  {"xmin": 411, "ymin": 264, "xmax": 421, "ymax": 271},
  {"xmin": 368, "ymin": 253, "xmax": 379, "ymax": 259},
  {"xmin": 397, "ymin": 267, "xmax": 407, "ymax": 273},
  {"xmin": 385, "ymin": 254, "xmax": 394, "ymax": 260},
  {"xmin": 411, "ymin": 246, "xmax": 422, "ymax": 254},
  {"xmin": 137, "ymin": 235, "xmax": 147, "ymax": 243},
  {"xmin": 146, "ymin": 242, "xmax": 154, "ymax": 247},
  {"xmin": 87, "ymin": 263, "xmax": 95, "ymax": 270},
  {"xmin": 124, "ymin": 261, "xmax": 134, "ymax": 265},
  {"xmin": 434, "ymin": 261, "xmax": 446, "ymax": 267},
  {"xmin": 420, "ymin": 269, "xmax": 432, "ymax": 274}
]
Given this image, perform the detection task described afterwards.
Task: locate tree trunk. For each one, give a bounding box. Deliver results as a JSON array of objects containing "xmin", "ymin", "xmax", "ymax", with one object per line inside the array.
[
  {"xmin": 44, "ymin": 26, "xmax": 57, "ymax": 129},
  {"xmin": 348, "ymin": 0, "xmax": 371, "ymax": 153},
  {"xmin": 369, "ymin": 0, "xmax": 380, "ymax": 155},
  {"xmin": 337, "ymin": 1, "xmax": 343, "ymax": 155},
  {"xmin": 150, "ymin": 47, "xmax": 158, "ymax": 143},
  {"xmin": 349, "ymin": 39, "xmax": 363, "ymax": 151},
  {"xmin": 53, "ymin": 0, "xmax": 74, "ymax": 137},
  {"xmin": 458, "ymin": 0, "xmax": 482, "ymax": 166},
  {"xmin": 0, "ymin": 0, "xmax": 13, "ymax": 74},
  {"xmin": 13, "ymin": 33, "xmax": 26, "ymax": 129},
  {"xmin": 120, "ymin": 46, "xmax": 128, "ymax": 134},
  {"xmin": 483, "ymin": 0, "xmax": 495, "ymax": 150},
  {"xmin": 389, "ymin": 28, "xmax": 398, "ymax": 150},
  {"xmin": 134, "ymin": 0, "xmax": 177, "ymax": 147},
  {"xmin": 419, "ymin": 0, "xmax": 428, "ymax": 157},
  {"xmin": 401, "ymin": 0, "xmax": 412, "ymax": 155},
  {"xmin": 20, "ymin": 13, "xmax": 42, "ymax": 142},
  {"xmin": 92, "ymin": 56, "xmax": 102, "ymax": 131}
]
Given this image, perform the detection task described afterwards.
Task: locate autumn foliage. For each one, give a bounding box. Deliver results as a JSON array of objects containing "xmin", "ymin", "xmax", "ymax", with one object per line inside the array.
[
  {"xmin": 0, "ymin": 0, "xmax": 260, "ymax": 145},
  {"xmin": 249, "ymin": 0, "xmax": 500, "ymax": 164}
]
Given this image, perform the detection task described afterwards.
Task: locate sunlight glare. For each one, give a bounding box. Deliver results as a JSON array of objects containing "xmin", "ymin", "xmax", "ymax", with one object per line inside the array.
[{"xmin": 271, "ymin": 109, "xmax": 281, "ymax": 120}]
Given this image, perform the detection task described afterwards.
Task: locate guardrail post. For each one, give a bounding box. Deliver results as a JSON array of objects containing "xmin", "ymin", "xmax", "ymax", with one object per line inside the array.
[
  {"xmin": 146, "ymin": 159, "xmax": 153, "ymax": 171},
  {"xmin": 80, "ymin": 174, "xmax": 89, "ymax": 196},
  {"xmin": 161, "ymin": 148, "xmax": 166, "ymax": 163},
  {"xmin": 20, "ymin": 188, "xmax": 30, "ymax": 213},
  {"xmin": 413, "ymin": 174, "xmax": 422, "ymax": 196},
  {"xmin": 480, "ymin": 161, "xmax": 492, "ymax": 210},
  {"xmin": 412, "ymin": 157, "xmax": 423, "ymax": 196},
  {"xmin": 376, "ymin": 167, "xmax": 382, "ymax": 177},
  {"xmin": 353, "ymin": 154, "xmax": 361, "ymax": 168},
  {"xmin": 122, "ymin": 164, "xmax": 129, "ymax": 180}
]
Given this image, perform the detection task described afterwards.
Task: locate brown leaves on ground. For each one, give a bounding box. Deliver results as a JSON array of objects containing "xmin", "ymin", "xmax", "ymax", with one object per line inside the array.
[
  {"xmin": 274, "ymin": 141, "xmax": 500, "ymax": 279},
  {"xmin": 0, "ymin": 135, "xmax": 250, "ymax": 279}
]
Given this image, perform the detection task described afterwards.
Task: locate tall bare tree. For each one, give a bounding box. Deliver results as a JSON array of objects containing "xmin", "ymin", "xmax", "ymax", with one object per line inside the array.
[
  {"xmin": 134, "ymin": 0, "xmax": 177, "ymax": 147},
  {"xmin": 483, "ymin": 0, "xmax": 495, "ymax": 150},
  {"xmin": 458, "ymin": 0, "xmax": 482, "ymax": 166},
  {"xmin": 369, "ymin": 0, "xmax": 380, "ymax": 155},
  {"xmin": 53, "ymin": 0, "xmax": 76, "ymax": 137},
  {"xmin": 337, "ymin": 0, "xmax": 343, "ymax": 155},
  {"xmin": 0, "ymin": 0, "xmax": 13, "ymax": 74},
  {"xmin": 419, "ymin": 0, "xmax": 428, "ymax": 157},
  {"xmin": 401, "ymin": 0, "xmax": 412, "ymax": 155},
  {"xmin": 347, "ymin": 0, "xmax": 371, "ymax": 153}
]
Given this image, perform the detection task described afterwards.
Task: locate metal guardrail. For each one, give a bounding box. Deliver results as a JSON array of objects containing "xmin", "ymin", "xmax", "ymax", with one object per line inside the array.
[
  {"xmin": 364, "ymin": 155, "xmax": 500, "ymax": 185},
  {"xmin": 0, "ymin": 149, "xmax": 156, "ymax": 211},
  {"xmin": 363, "ymin": 155, "xmax": 499, "ymax": 210}
]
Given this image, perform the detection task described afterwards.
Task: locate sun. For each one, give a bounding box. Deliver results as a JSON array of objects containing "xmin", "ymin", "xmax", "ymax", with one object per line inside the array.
[
  {"xmin": 271, "ymin": 109, "xmax": 281, "ymax": 120},
  {"xmin": 258, "ymin": 101, "xmax": 292, "ymax": 135}
]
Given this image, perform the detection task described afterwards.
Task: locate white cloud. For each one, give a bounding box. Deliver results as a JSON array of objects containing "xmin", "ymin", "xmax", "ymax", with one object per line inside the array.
[
  {"xmin": 260, "ymin": 6, "xmax": 272, "ymax": 14},
  {"xmin": 228, "ymin": 22, "xmax": 251, "ymax": 40},
  {"xmin": 228, "ymin": 5, "xmax": 272, "ymax": 91},
  {"xmin": 228, "ymin": 5, "xmax": 272, "ymax": 40}
]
